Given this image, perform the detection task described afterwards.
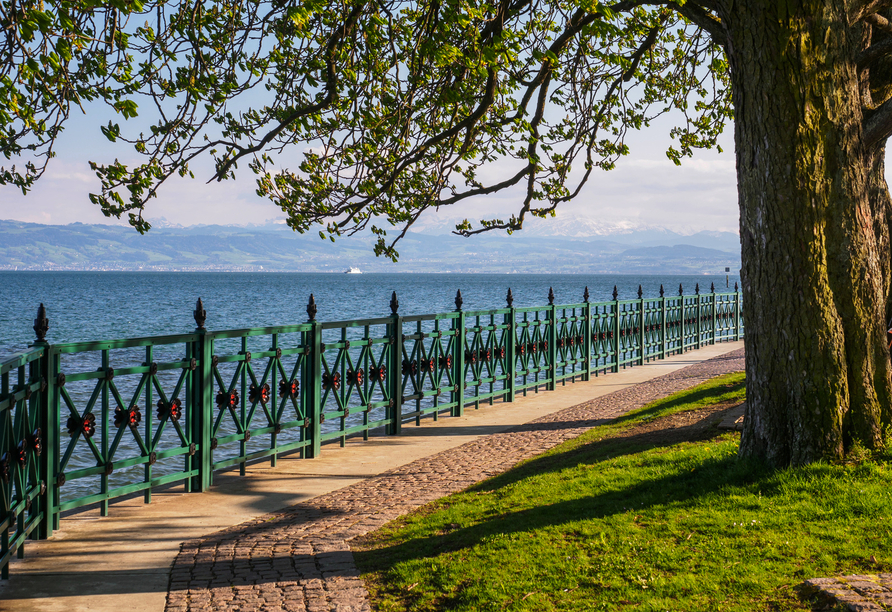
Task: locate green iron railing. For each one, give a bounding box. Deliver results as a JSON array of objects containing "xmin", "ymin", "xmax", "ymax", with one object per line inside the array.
[{"xmin": 0, "ymin": 282, "xmax": 743, "ymax": 578}]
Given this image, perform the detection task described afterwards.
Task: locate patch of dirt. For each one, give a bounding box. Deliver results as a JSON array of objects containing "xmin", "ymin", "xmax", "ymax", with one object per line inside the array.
[{"xmin": 613, "ymin": 401, "xmax": 744, "ymax": 447}]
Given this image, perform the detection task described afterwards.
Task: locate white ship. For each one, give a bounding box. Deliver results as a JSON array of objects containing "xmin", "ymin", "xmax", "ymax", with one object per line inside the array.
[{"xmin": 345, "ymin": 267, "xmax": 362, "ymax": 274}]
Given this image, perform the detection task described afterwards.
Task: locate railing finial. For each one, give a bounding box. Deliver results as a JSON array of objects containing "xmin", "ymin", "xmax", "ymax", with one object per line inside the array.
[
  {"xmin": 583, "ymin": 286, "xmax": 590, "ymax": 303},
  {"xmin": 390, "ymin": 291, "xmax": 399, "ymax": 315},
  {"xmin": 612, "ymin": 285, "xmax": 618, "ymax": 301},
  {"xmin": 455, "ymin": 289, "xmax": 463, "ymax": 311},
  {"xmin": 659, "ymin": 284, "xmax": 665, "ymax": 298},
  {"xmin": 548, "ymin": 287, "xmax": 555, "ymax": 305},
  {"xmin": 735, "ymin": 281, "xmax": 739, "ymax": 291},
  {"xmin": 193, "ymin": 298, "xmax": 206, "ymax": 329},
  {"xmin": 506, "ymin": 288, "xmax": 514, "ymax": 308},
  {"xmin": 307, "ymin": 294, "xmax": 317, "ymax": 321},
  {"xmin": 637, "ymin": 285, "xmax": 643, "ymax": 299},
  {"xmin": 695, "ymin": 283, "xmax": 700, "ymax": 295},
  {"xmin": 711, "ymin": 282, "xmax": 715, "ymax": 293},
  {"xmin": 34, "ymin": 303, "xmax": 49, "ymax": 342},
  {"xmin": 678, "ymin": 283, "xmax": 684, "ymax": 296}
]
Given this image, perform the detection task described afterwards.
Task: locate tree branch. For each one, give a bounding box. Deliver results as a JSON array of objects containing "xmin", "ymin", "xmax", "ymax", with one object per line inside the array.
[
  {"xmin": 864, "ymin": 94, "xmax": 892, "ymax": 147},
  {"xmin": 851, "ymin": 0, "xmax": 892, "ymax": 24},
  {"xmin": 453, "ymin": 17, "xmax": 669, "ymax": 237},
  {"xmin": 212, "ymin": 0, "xmax": 368, "ymax": 180},
  {"xmin": 858, "ymin": 36, "xmax": 892, "ymax": 71},
  {"xmin": 866, "ymin": 11, "xmax": 892, "ymax": 34},
  {"xmin": 670, "ymin": 2, "xmax": 726, "ymax": 47}
]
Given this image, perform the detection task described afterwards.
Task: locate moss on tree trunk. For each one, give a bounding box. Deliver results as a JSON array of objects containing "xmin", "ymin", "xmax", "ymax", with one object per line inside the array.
[{"xmin": 725, "ymin": 1, "xmax": 892, "ymax": 466}]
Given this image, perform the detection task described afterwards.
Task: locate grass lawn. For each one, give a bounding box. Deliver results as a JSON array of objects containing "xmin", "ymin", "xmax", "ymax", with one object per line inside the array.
[{"xmin": 353, "ymin": 372, "xmax": 892, "ymax": 611}]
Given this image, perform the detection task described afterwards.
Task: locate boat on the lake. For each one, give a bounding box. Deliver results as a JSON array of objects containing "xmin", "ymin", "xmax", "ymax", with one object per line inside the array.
[{"xmin": 345, "ymin": 267, "xmax": 362, "ymax": 274}]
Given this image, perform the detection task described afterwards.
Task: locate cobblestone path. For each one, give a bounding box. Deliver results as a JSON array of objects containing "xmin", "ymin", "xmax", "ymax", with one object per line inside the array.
[{"xmin": 165, "ymin": 348, "xmax": 745, "ymax": 612}]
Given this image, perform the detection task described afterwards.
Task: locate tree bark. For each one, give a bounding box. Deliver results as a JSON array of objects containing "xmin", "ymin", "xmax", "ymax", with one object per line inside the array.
[{"xmin": 720, "ymin": 1, "xmax": 892, "ymax": 466}]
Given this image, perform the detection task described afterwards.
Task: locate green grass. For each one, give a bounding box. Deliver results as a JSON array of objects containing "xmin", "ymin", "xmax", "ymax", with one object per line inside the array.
[{"xmin": 354, "ymin": 372, "xmax": 892, "ymax": 611}]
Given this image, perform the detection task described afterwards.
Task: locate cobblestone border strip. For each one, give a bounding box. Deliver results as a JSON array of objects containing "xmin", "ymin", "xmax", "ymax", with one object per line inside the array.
[
  {"xmin": 165, "ymin": 348, "xmax": 745, "ymax": 612},
  {"xmin": 801, "ymin": 575, "xmax": 892, "ymax": 611}
]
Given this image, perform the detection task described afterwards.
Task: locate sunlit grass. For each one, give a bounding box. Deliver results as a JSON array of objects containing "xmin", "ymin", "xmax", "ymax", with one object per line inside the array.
[{"xmin": 354, "ymin": 372, "xmax": 892, "ymax": 611}]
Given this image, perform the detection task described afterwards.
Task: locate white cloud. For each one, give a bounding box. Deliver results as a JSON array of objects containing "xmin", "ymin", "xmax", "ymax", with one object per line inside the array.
[{"xmin": 45, "ymin": 170, "xmax": 94, "ymax": 182}]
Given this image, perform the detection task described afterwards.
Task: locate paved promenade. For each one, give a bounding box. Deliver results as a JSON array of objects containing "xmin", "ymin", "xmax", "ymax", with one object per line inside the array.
[{"xmin": 0, "ymin": 342, "xmax": 744, "ymax": 612}]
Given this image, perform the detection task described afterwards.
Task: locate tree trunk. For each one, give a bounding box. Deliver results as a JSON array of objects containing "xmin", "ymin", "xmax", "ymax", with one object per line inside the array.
[{"xmin": 721, "ymin": 1, "xmax": 892, "ymax": 466}]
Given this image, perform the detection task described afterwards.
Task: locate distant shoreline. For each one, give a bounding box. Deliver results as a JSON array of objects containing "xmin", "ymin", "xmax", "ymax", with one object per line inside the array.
[{"xmin": 0, "ymin": 219, "xmax": 741, "ymax": 276}]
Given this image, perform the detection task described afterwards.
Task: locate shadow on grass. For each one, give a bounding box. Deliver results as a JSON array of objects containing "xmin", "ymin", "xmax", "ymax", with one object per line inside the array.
[
  {"xmin": 605, "ymin": 375, "xmax": 745, "ymax": 429},
  {"xmin": 469, "ymin": 396, "xmax": 745, "ymax": 497},
  {"xmin": 354, "ymin": 415, "xmax": 772, "ymax": 575}
]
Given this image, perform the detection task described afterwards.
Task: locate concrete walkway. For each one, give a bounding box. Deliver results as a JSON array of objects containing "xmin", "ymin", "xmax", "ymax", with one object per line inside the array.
[{"xmin": 0, "ymin": 342, "xmax": 744, "ymax": 612}]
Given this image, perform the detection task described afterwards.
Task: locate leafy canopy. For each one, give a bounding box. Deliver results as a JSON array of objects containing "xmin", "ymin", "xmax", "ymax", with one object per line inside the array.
[{"xmin": 1, "ymin": 0, "xmax": 730, "ymax": 258}]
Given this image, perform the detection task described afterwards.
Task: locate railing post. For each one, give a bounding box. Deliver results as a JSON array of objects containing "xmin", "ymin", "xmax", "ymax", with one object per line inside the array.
[
  {"xmin": 32, "ymin": 304, "xmax": 53, "ymax": 540},
  {"xmin": 2, "ymin": 366, "xmax": 9, "ymax": 577},
  {"xmin": 678, "ymin": 284, "xmax": 685, "ymax": 355},
  {"xmin": 612, "ymin": 286, "xmax": 620, "ymax": 372},
  {"xmin": 452, "ymin": 290, "xmax": 465, "ymax": 417},
  {"xmin": 734, "ymin": 282, "xmax": 741, "ymax": 341},
  {"xmin": 505, "ymin": 288, "xmax": 516, "ymax": 402},
  {"xmin": 100, "ymin": 348, "xmax": 109, "ymax": 516},
  {"xmin": 304, "ymin": 295, "xmax": 323, "ymax": 456},
  {"xmin": 638, "ymin": 285, "xmax": 645, "ymax": 365},
  {"xmin": 49, "ymin": 348, "xmax": 61, "ymax": 531},
  {"xmin": 388, "ymin": 292, "xmax": 402, "ymax": 435},
  {"xmin": 547, "ymin": 288, "xmax": 557, "ymax": 390},
  {"xmin": 583, "ymin": 287, "xmax": 592, "ymax": 381},
  {"xmin": 190, "ymin": 298, "xmax": 214, "ymax": 492},
  {"xmin": 711, "ymin": 283, "xmax": 717, "ymax": 344},
  {"xmin": 660, "ymin": 285, "xmax": 667, "ymax": 360},
  {"xmin": 270, "ymin": 333, "xmax": 279, "ymax": 467},
  {"xmin": 695, "ymin": 283, "xmax": 702, "ymax": 349}
]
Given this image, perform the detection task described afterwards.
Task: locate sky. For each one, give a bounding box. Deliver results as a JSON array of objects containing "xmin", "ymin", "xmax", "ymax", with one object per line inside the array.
[{"xmin": 1, "ymin": 108, "xmax": 740, "ymax": 236}]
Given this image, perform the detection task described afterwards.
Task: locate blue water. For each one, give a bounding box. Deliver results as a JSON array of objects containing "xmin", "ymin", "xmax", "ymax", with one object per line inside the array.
[{"xmin": 0, "ymin": 272, "xmax": 739, "ymax": 354}]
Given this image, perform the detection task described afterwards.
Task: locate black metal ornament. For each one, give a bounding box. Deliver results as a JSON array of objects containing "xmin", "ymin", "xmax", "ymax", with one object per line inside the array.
[
  {"xmin": 279, "ymin": 378, "xmax": 299, "ymax": 399},
  {"xmin": 322, "ymin": 371, "xmax": 341, "ymax": 390},
  {"xmin": 347, "ymin": 368, "xmax": 365, "ymax": 385},
  {"xmin": 307, "ymin": 294, "xmax": 317, "ymax": 321},
  {"xmin": 0, "ymin": 453, "xmax": 9, "ymax": 483},
  {"xmin": 34, "ymin": 303, "xmax": 49, "ymax": 342},
  {"xmin": 68, "ymin": 413, "xmax": 96, "ymax": 438},
  {"xmin": 156, "ymin": 398, "xmax": 182, "ymax": 422},
  {"xmin": 30, "ymin": 429, "xmax": 42, "ymax": 456},
  {"xmin": 249, "ymin": 383, "xmax": 271, "ymax": 405},
  {"xmin": 216, "ymin": 389, "xmax": 239, "ymax": 410},
  {"xmin": 114, "ymin": 405, "xmax": 142, "ymax": 428},
  {"xmin": 193, "ymin": 298, "xmax": 206, "ymax": 329}
]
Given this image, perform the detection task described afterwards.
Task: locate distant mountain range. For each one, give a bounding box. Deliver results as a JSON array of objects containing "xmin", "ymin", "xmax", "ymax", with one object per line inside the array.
[
  {"xmin": 0, "ymin": 219, "xmax": 741, "ymax": 274},
  {"xmin": 408, "ymin": 214, "xmax": 737, "ymax": 243}
]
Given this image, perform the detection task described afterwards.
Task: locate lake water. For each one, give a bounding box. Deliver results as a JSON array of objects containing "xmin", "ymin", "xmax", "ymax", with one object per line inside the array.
[{"xmin": 0, "ymin": 271, "xmax": 740, "ymax": 353}]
